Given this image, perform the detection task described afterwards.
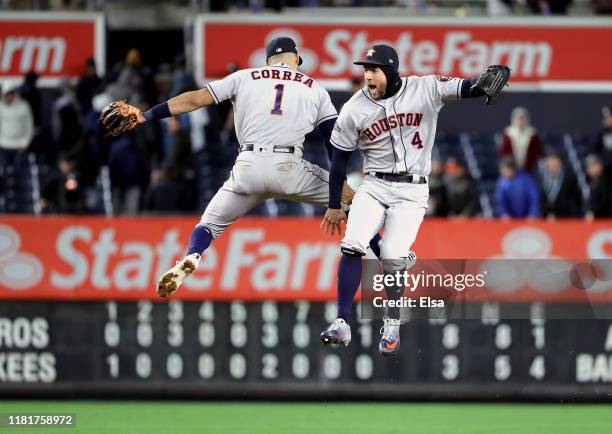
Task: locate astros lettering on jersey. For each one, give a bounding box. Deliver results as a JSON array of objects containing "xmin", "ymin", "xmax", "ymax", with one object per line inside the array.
[{"xmin": 331, "ymin": 75, "xmax": 461, "ymax": 176}]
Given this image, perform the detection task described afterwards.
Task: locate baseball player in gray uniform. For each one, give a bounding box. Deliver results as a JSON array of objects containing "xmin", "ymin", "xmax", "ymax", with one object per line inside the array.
[
  {"xmin": 99, "ymin": 37, "xmax": 387, "ymax": 297},
  {"xmin": 319, "ymin": 44, "xmax": 510, "ymax": 356}
]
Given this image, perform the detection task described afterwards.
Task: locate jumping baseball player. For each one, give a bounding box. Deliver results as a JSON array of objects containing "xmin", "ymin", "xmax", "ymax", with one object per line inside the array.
[
  {"xmin": 100, "ymin": 37, "xmax": 386, "ymax": 297},
  {"xmin": 319, "ymin": 44, "xmax": 510, "ymax": 356}
]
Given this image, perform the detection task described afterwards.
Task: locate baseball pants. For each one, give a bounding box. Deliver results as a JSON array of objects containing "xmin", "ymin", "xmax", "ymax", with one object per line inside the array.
[
  {"xmin": 341, "ymin": 175, "xmax": 428, "ymax": 259},
  {"xmin": 200, "ymin": 146, "xmax": 329, "ymax": 239}
]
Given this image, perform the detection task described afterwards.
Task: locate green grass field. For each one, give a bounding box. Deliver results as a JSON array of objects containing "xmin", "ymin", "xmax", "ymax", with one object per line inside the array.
[{"xmin": 1, "ymin": 401, "xmax": 610, "ymax": 434}]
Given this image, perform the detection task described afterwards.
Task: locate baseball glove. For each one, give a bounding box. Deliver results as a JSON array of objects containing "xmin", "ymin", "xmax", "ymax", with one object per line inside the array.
[
  {"xmin": 100, "ymin": 101, "xmax": 143, "ymax": 136},
  {"xmin": 470, "ymin": 65, "xmax": 511, "ymax": 105}
]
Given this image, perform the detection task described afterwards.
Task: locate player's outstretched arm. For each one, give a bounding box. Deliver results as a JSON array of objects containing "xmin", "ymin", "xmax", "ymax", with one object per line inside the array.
[{"xmin": 100, "ymin": 88, "xmax": 214, "ymax": 137}]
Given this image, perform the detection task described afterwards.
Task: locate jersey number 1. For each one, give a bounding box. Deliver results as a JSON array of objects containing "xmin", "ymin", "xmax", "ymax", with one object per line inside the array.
[{"xmin": 270, "ymin": 84, "xmax": 284, "ymax": 115}]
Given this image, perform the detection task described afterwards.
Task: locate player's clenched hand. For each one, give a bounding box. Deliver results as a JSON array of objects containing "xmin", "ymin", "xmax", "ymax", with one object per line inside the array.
[
  {"xmin": 341, "ymin": 182, "xmax": 355, "ymax": 205},
  {"xmin": 320, "ymin": 208, "xmax": 347, "ymax": 236},
  {"xmin": 100, "ymin": 101, "xmax": 145, "ymax": 137}
]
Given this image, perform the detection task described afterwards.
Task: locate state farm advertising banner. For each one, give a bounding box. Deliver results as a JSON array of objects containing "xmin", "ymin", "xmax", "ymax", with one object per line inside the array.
[
  {"xmin": 194, "ymin": 16, "xmax": 612, "ymax": 92},
  {"xmin": 0, "ymin": 13, "xmax": 104, "ymax": 85},
  {"xmin": 0, "ymin": 217, "xmax": 610, "ymax": 302}
]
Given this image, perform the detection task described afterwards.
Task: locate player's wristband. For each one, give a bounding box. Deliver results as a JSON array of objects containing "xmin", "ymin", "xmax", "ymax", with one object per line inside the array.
[{"xmin": 143, "ymin": 102, "xmax": 172, "ymax": 121}]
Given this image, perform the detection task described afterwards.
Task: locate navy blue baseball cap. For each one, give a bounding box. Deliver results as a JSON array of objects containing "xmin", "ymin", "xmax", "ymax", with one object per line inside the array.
[
  {"xmin": 266, "ymin": 37, "xmax": 303, "ymax": 65},
  {"xmin": 354, "ymin": 44, "xmax": 399, "ymax": 72}
]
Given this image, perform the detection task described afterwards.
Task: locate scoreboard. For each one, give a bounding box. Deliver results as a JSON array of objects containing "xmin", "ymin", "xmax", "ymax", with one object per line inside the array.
[{"xmin": 1, "ymin": 301, "xmax": 612, "ymax": 399}]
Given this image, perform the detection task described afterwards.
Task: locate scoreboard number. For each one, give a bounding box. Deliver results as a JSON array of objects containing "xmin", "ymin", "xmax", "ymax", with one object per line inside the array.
[
  {"xmin": 262, "ymin": 323, "xmax": 279, "ymax": 348},
  {"xmin": 442, "ymin": 354, "xmax": 459, "ymax": 380},
  {"xmin": 529, "ymin": 355, "xmax": 546, "ymax": 380},
  {"xmin": 167, "ymin": 353, "xmax": 183, "ymax": 379},
  {"xmin": 295, "ymin": 301, "xmax": 310, "ymax": 322},
  {"xmin": 198, "ymin": 302, "xmax": 215, "ymax": 321},
  {"xmin": 136, "ymin": 353, "xmax": 152, "ymax": 379},
  {"xmin": 494, "ymin": 355, "xmax": 511, "ymax": 381},
  {"xmin": 231, "ymin": 323, "xmax": 248, "ymax": 348},
  {"xmin": 355, "ymin": 354, "xmax": 373, "ymax": 380},
  {"xmin": 262, "ymin": 353, "xmax": 279, "ymax": 379},
  {"xmin": 292, "ymin": 353, "xmax": 309, "ymax": 379},
  {"xmin": 323, "ymin": 354, "xmax": 342, "ymax": 380},
  {"xmin": 292, "ymin": 323, "xmax": 309, "ymax": 348},
  {"xmin": 137, "ymin": 301, "xmax": 152, "ymax": 323},
  {"xmin": 137, "ymin": 323, "xmax": 153, "ymax": 347},
  {"xmin": 198, "ymin": 353, "xmax": 215, "ymax": 379},
  {"xmin": 442, "ymin": 324, "xmax": 459, "ymax": 350},
  {"xmin": 532, "ymin": 325, "xmax": 545, "ymax": 350},
  {"xmin": 495, "ymin": 324, "xmax": 512, "ymax": 350},
  {"xmin": 229, "ymin": 353, "xmax": 247, "ymax": 379},
  {"xmin": 106, "ymin": 353, "xmax": 119, "ymax": 378}
]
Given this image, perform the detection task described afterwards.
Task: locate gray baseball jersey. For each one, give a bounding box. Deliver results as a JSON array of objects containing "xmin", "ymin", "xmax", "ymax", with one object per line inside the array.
[
  {"xmin": 331, "ymin": 75, "xmax": 463, "ymax": 176},
  {"xmin": 198, "ymin": 63, "xmax": 339, "ymax": 240},
  {"xmin": 336, "ymin": 75, "xmax": 463, "ymax": 259},
  {"xmin": 206, "ymin": 63, "xmax": 337, "ymax": 150}
]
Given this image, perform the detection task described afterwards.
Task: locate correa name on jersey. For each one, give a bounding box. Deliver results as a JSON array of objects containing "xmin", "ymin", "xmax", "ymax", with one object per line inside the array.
[{"xmin": 250, "ymin": 68, "xmax": 314, "ymax": 88}]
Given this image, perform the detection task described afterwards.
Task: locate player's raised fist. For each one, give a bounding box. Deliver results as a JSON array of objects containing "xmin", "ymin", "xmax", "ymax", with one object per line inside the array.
[
  {"xmin": 100, "ymin": 101, "xmax": 145, "ymax": 136},
  {"xmin": 320, "ymin": 208, "xmax": 347, "ymax": 236}
]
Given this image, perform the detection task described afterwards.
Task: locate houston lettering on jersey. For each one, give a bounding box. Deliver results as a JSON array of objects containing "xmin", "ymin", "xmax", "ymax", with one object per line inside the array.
[
  {"xmin": 363, "ymin": 113, "xmax": 424, "ymax": 141},
  {"xmin": 251, "ymin": 68, "xmax": 314, "ymax": 88}
]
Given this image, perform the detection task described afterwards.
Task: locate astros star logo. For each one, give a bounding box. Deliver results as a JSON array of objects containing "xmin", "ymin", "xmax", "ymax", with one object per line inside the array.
[{"xmin": 367, "ymin": 48, "xmax": 376, "ymax": 57}]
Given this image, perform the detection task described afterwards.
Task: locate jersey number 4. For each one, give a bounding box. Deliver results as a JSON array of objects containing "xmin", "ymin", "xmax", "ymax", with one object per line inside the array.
[
  {"xmin": 270, "ymin": 84, "xmax": 284, "ymax": 115},
  {"xmin": 411, "ymin": 131, "xmax": 423, "ymax": 149}
]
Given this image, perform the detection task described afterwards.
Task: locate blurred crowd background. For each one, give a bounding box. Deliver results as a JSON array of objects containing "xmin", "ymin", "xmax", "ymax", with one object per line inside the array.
[
  {"xmin": 0, "ymin": 48, "xmax": 610, "ymax": 220},
  {"xmin": 3, "ymin": 0, "xmax": 612, "ymax": 15}
]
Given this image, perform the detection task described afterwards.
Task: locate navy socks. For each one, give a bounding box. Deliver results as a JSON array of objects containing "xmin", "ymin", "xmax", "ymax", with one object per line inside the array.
[
  {"xmin": 336, "ymin": 254, "xmax": 363, "ymax": 323},
  {"xmin": 186, "ymin": 225, "xmax": 213, "ymax": 256}
]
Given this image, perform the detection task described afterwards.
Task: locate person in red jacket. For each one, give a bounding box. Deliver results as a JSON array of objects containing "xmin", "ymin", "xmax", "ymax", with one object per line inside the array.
[{"xmin": 499, "ymin": 107, "xmax": 543, "ymax": 172}]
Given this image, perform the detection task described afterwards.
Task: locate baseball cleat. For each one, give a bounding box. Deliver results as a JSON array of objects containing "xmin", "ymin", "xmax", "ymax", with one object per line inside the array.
[
  {"xmin": 156, "ymin": 253, "xmax": 201, "ymax": 298},
  {"xmin": 379, "ymin": 316, "xmax": 401, "ymax": 356},
  {"xmin": 320, "ymin": 318, "xmax": 351, "ymax": 346}
]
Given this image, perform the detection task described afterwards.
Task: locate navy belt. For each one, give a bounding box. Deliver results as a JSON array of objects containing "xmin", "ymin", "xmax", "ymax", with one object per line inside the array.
[
  {"xmin": 239, "ymin": 144, "xmax": 295, "ymax": 154},
  {"xmin": 373, "ymin": 172, "xmax": 427, "ymax": 184}
]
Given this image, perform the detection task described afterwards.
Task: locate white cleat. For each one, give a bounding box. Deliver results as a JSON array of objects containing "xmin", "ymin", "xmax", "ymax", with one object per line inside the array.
[
  {"xmin": 156, "ymin": 253, "xmax": 201, "ymax": 298},
  {"xmin": 320, "ymin": 318, "xmax": 352, "ymax": 347}
]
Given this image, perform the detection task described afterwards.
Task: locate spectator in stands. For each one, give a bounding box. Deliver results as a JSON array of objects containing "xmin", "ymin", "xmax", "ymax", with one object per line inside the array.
[
  {"xmin": 39, "ymin": 155, "xmax": 87, "ymax": 214},
  {"xmin": 584, "ymin": 154, "xmax": 611, "ymax": 220},
  {"xmin": 143, "ymin": 167, "xmax": 196, "ymax": 214},
  {"xmin": 104, "ymin": 48, "xmax": 157, "ymax": 107},
  {"xmin": 76, "ymin": 58, "xmax": 101, "ymax": 114},
  {"xmin": 495, "ymin": 157, "xmax": 539, "ymax": 219},
  {"xmin": 0, "ymin": 80, "xmax": 34, "ymax": 168},
  {"xmin": 539, "ymin": 152, "xmax": 581, "ymax": 219},
  {"xmin": 108, "ymin": 133, "xmax": 147, "ymax": 215},
  {"xmin": 52, "ymin": 79, "xmax": 82, "ymax": 154},
  {"xmin": 18, "ymin": 72, "xmax": 47, "ymax": 160},
  {"xmin": 427, "ymin": 157, "xmax": 447, "ymax": 217},
  {"xmin": 444, "ymin": 159, "xmax": 480, "ymax": 218},
  {"xmin": 500, "ymin": 107, "xmax": 543, "ymax": 172},
  {"xmin": 594, "ymin": 106, "xmax": 612, "ymax": 175},
  {"xmin": 494, "ymin": 0, "xmax": 572, "ymax": 14},
  {"xmin": 163, "ymin": 116, "xmax": 194, "ymax": 177},
  {"xmin": 19, "ymin": 72, "xmax": 42, "ymax": 131},
  {"xmin": 591, "ymin": 0, "xmax": 612, "ymax": 14}
]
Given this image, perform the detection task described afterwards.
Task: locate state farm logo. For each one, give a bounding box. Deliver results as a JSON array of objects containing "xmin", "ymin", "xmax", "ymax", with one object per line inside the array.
[
  {"xmin": 0, "ymin": 37, "xmax": 66, "ymax": 74},
  {"xmin": 0, "ymin": 225, "xmax": 44, "ymax": 290},
  {"xmin": 245, "ymin": 29, "xmax": 552, "ymax": 78},
  {"xmin": 481, "ymin": 227, "xmax": 612, "ymax": 293}
]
